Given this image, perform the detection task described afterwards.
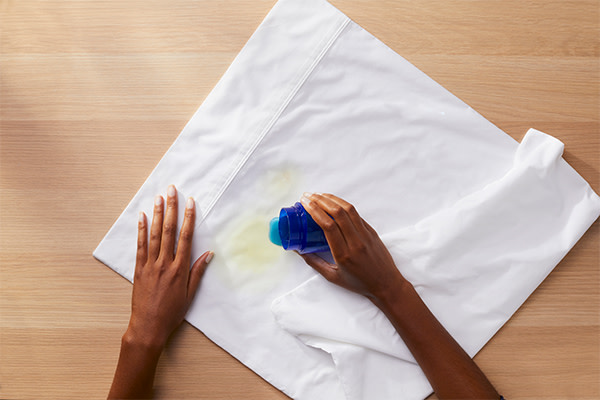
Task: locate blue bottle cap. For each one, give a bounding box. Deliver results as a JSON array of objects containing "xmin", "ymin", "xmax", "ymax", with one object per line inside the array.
[
  {"xmin": 279, "ymin": 205, "xmax": 303, "ymax": 251},
  {"xmin": 269, "ymin": 217, "xmax": 282, "ymax": 246},
  {"xmin": 269, "ymin": 202, "xmax": 330, "ymax": 254}
]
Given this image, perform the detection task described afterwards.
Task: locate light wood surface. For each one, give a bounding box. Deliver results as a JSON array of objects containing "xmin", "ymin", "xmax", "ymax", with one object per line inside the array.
[{"xmin": 1, "ymin": 1, "xmax": 598, "ymax": 399}]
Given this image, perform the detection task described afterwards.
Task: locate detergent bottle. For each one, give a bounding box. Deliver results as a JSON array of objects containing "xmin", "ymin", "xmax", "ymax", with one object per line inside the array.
[{"xmin": 269, "ymin": 202, "xmax": 330, "ymax": 254}]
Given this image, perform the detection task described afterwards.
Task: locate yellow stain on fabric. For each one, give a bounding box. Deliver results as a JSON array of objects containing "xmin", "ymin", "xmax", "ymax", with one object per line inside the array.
[
  {"xmin": 222, "ymin": 215, "xmax": 281, "ymax": 274},
  {"xmin": 211, "ymin": 167, "xmax": 303, "ymax": 293}
]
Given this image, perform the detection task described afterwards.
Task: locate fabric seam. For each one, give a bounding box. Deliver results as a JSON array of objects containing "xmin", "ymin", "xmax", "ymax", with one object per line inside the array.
[{"xmin": 198, "ymin": 17, "xmax": 351, "ymax": 223}]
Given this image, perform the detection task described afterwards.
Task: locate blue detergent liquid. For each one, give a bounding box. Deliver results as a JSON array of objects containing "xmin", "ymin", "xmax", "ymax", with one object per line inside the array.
[{"xmin": 269, "ymin": 202, "xmax": 330, "ymax": 254}]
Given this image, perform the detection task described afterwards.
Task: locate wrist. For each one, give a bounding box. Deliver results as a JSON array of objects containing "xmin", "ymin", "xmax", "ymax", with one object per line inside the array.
[
  {"xmin": 370, "ymin": 273, "xmax": 413, "ymax": 311},
  {"xmin": 123, "ymin": 323, "xmax": 167, "ymax": 355}
]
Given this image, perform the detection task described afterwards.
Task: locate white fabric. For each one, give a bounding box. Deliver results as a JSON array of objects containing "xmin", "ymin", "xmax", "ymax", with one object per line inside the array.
[
  {"xmin": 93, "ymin": 0, "xmax": 600, "ymax": 399},
  {"xmin": 271, "ymin": 129, "xmax": 600, "ymax": 399}
]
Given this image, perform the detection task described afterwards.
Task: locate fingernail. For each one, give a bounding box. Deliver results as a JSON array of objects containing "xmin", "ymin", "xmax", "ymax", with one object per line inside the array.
[
  {"xmin": 301, "ymin": 193, "xmax": 313, "ymax": 206},
  {"xmin": 139, "ymin": 212, "xmax": 144, "ymax": 223},
  {"xmin": 303, "ymin": 192, "xmax": 313, "ymax": 198},
  {"xmin": 186, "ymin": 197, "xmax": 195, "ymax": 210},
  {"xmin": 205, "ymin": 251, "xmax": 214, "ymax": 264},
  {"xmin": 154, "ymin": 195, "xmax": 163, "ymax": 206},
  {"xmin": 168, "ymin": 185, "xmax": 176, "ymax": 198},
  {"xmin": 300, "ymin": 196, "xmax": 311, "ymax": 207}
]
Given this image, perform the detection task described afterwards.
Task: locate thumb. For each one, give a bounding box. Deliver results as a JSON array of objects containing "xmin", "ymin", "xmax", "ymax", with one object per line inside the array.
[
  {"xmin": 187, "ymin": 251, "xmax": 213, "ymax": 306},
  {"xmin": 299, "ymin": 253, "xmax": 339, "ymax": 283}
]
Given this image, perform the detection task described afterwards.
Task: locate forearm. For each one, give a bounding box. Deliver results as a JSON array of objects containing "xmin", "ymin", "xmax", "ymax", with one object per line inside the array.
[
  {"xmin": 108, "ymin": 329, "xmax": 164, "ymax": 399},
  {"xmin": 372, "ymin": 275, "xmax": 500, "ymax": 399},
  {"xmin": 298, "ymin": 193, "xmax": 499, "ymax": 398}
]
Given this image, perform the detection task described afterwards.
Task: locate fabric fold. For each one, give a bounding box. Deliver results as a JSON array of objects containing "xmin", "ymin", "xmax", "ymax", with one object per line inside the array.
[
  {"xmin": 271, "ymin": 129, "xmax": 600, "ymax": 399},
  {"xmin": 93, "ymin": 0, "xmax": 599, "ymax": 398}
]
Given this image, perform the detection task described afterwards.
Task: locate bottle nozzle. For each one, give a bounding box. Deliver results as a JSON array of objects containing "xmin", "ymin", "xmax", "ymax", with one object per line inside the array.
[{"xmin": 269, "ymin": 217, "xmax": 282, "ymax": 246}]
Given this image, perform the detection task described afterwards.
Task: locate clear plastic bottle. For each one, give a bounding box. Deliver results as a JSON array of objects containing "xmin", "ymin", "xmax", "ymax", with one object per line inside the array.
[{"xmin": 269, "ymin": 202, "xmax": 330, "ymax": 254}]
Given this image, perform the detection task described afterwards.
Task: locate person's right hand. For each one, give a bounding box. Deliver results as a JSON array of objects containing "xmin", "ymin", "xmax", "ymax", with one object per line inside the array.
[
  {"xmin": 299, "ymin": 193, "xmax": 406, "ymax": 302},
  {"xmin": 299, "ymin": 193, "xmax": 501, "ymax": 400}
]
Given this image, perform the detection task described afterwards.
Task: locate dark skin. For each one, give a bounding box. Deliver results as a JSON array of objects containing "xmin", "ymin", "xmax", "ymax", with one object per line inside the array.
[
  {"xmin": 108, "ymin": 185, "xmax": 213, "ymax": 399},
  {"xmin": 108, "ymin": 188, "xmax": 500, "ymax": 399},
  {"xmin": 299, "ymin": 193, "xmax": 499, "ymax": 399}
]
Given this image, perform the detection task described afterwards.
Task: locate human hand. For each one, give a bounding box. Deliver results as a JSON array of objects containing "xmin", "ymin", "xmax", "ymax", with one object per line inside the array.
[
  {"xmin": 299, "ymin": 193, "xmax": 406, "ymax": 302},
  {"xmin": 126, "ymin": 185, "xmax": 213, "ymax": 349},
  {"xmin": 298, "ymin": 194, "xmax": 501, "ymax": 399}
]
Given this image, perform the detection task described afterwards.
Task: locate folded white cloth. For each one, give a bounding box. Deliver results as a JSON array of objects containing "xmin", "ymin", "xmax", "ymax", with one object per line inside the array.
[
  {"xmin": 271, "ymin": 129, "xmax": 600, "ymax": 399},
  {"xmin": 93, "ymin": 0, "xmax": 600, "ymax": 398}
]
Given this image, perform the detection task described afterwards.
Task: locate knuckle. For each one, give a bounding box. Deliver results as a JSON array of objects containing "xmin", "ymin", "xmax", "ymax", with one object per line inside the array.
[
  {"xmin": 337, "ymin": 254, "xmax": 352, "ymax": 265},
  {"xmin": 330, "ymin": 205, "xmax": 343, "ymax": 217},
  {"xmin": 351, "ymin": 242, "xmax": 367, "ymax": 254},
  {"xmin": 344, "ymin": 204, "xmax": 357, "ymax": 215},
  {"xmin": 163, "ymin": 223, "xmax": 176, "ymax": 236},
  {"xmin": 150, "ymin": 231, "xmax": 161, "ymax": 242},
  {"xmin": 156, "ymin": 258, "xmax": 176, "ymax": 274},
  {"xmin": 154, "ymin": 258, "xmax": 166, "ymax": 271},
  {"xmin": 180, "ymin": 229, "xmax": 193, "ymax": 242},
  {"xmin": 321, "ymin": 219, "xmax": 336, "ymax": 230},
  {"xmin": 174, "ymin": 263, "xmax": 186, "ymax": 276},
  {"xmin": 364, "ymin": 222, "xmax": 376, "ymax": 234}
]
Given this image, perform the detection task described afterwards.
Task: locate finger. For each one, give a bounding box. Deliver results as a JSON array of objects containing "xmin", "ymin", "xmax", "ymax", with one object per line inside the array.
[
  {"xmin": 159, "ymin": 185, "xmax": 178, "ymax": 261},
  {"xmin": 135, "ymin": 212, "xmax": 148, "ymax": 279},
  {"xmin": 148, "ymin": 195, "xmax": 164, "ymax": 261},
  {"xmin": 320, "ymin": 193, "xmax": 369, "ymax": 234},
  {"xmin": 309, "ymin": 193, "xmax": 360, "ymax": 242},
  {"xmin": 299, "ymin": 253, "xmax": 339, "ymax": 283},
  {"xmin": 174, "ymin": 197, "xmax": 196, "ymax": 267},
  {"xmin": 362, "ymin": 218, "xmax": 378, "ymax": 235},
  {"xmin": 187, "ymin": 251, "xmax": 214, "ymax": 306},
  {"xmin": 300, "ymin": 194, "xmax": 347, "ymax": 252}
]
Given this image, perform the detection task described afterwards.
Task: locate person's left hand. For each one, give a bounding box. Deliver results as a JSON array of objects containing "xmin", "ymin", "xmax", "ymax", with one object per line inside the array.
[{"xmin": 126, "ymin": 185, "xmax": 213, "ymax": 349}]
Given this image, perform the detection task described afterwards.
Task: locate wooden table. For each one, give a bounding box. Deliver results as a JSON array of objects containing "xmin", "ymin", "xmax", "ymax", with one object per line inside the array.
[{"xmin": 1, "ymin": 1, "xmax": 598, "ymax": 398}]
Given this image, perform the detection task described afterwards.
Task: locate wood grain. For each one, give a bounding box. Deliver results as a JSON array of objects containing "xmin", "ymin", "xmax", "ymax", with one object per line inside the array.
[{"xmin": 1, "ymin": 0, "xmax": 598, "ymax": 399}]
